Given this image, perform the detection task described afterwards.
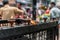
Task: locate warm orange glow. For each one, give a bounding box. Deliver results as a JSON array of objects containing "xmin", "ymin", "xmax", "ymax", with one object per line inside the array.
[{"xmin": 30, "ymin": 20, "xmax": 37, "ymax": 25}]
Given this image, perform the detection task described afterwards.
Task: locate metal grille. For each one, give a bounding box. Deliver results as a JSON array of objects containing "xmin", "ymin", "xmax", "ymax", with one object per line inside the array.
[
  {"xmin": 0, "ymin": 21, "xmax": 58, "ymax": 40},
  {"xmin": 24, "ymin": 27, "xmax": 58, "ymax": 40}
]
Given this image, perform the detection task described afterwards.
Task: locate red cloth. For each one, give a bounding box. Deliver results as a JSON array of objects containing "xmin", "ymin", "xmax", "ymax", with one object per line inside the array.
[{"xmin": 45, "ymin": 9, "xmax": 50, "ymax": 14}]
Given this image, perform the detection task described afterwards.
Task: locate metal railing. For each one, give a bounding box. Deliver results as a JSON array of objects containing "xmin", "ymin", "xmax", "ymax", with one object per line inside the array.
[
  {"xmin": 0, "ymin": 18, "xmax": 30, "ymax": 27},
  {"xmin": 0, "ymin": 19, "xmax": 58, "ymax": 40}
]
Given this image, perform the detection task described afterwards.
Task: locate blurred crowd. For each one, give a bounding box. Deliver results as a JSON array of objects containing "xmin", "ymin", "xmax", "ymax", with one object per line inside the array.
[
  {"xmin": 0, "ymin": 0, "xmax": 60, "ymax": 26},
  {"xmin": 0, "ymin": 1, "xmax": 33, "ymax": 19},
  {"xmin": 36, "ymin": 2, "xmax": 60, "ymax": 23}
]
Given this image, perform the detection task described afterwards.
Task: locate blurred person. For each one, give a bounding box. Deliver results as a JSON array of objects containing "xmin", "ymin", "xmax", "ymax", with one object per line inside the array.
[
  {"xmin": 16, "ymin": 3, "xmax": 37, "ymax": 25},
  {"xmin": 15, "ymin": 3, "xmax": 28, "ymax": 25},
  {"xmin": 50, "ymin": 2, "xmax": 60, "ymax": 21},
  {"xmin": 17, "ymin": 2, "xmax": 28, "ymax": 18},
  {"xmin": 44, "ymin": 7, "xmax": 51, "ymax": 17},
  {"xmin": 0, "ymin": 1, "xmax": 24, "ymax": 27},
  {"xmin": 16, "ymin": 3, "xmax": 24, "ymax": 19},
  {"xmin": 37, "ymin": 8, "xmax": 42, "ymax": 16},
  {"xmin": 16, "ymin": 3, "xmax": 22, "ymax": 9},
  {"xmin": 45, "ymin": 8, "xmax": 50, "ymax": 14},
  {"xmin": 0, "ymin": 1, "xmax": 24, "ymax": 20},
  {"xmin": 36, "ymin": 5, "xmax": 46, "ymax": 23},
  {"xmin": 26, "ymin": 8, "xmax": 32, "ymax": 18},
  {"xmin": 15, "ymin": 3, "xmax": 21, "ymax": 18},
  {"xmin": 42, "ymin": 7, "xmax": 51, "ymax": 22},
  {"xmin": 38, "ymin": 5, "xmax": 45, "ymax": 15}
]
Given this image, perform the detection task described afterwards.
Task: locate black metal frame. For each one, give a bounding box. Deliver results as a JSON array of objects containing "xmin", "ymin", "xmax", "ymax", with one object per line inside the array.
[
  {"xmin": 32, "ymin": 0, "xmax": 36, "ymax": 20},
  {"xmin": 0, "ymin": 20, "xmax": 58, "ymax": 40}
]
